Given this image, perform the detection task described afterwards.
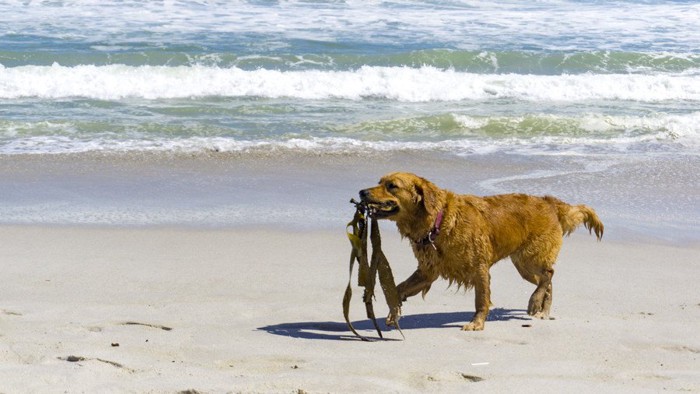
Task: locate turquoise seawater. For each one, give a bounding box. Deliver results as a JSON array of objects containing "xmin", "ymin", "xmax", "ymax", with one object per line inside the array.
[
  {"xmin": 0, "ymin": 1, "xmax": 698, "ymax": 238},
  {"xmin": 1, "ymin": 0, "xmax": 699, "ymax": 156}
]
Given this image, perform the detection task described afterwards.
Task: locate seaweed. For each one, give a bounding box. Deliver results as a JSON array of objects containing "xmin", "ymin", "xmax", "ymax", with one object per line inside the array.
[{"xmin": 343, "ymin": 199, "xmax": 403, "ymax": 341}]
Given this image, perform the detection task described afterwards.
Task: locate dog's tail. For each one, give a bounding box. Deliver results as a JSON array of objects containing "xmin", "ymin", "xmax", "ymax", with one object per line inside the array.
[{"xmin": 545, "ymin": 196, "xmax": 604, "ymax": 240}]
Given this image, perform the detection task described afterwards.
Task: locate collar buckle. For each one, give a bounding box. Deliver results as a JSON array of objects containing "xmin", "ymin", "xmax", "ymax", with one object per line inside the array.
[{"xmin": 414, "ymin": 211, "xmax": 443, "ymax": 250}]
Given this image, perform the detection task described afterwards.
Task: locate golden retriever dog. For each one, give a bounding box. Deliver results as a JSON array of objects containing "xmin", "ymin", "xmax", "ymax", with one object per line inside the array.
[{"xmin": 359, "ymin": 172, "xmax": 603, "ymax": 331}]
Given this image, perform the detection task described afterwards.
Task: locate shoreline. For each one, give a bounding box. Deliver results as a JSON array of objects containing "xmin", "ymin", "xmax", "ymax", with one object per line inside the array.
[
  {"xmin": 1, "ymin": 225, "xmax": 698, "ymax": 392},
  {"xmin": 1, "ymin": 150, "xmax": 698, "ymax": 245}
]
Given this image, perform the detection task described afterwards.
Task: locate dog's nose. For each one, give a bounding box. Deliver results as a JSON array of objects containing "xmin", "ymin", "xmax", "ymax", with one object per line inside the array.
[{"xmin": 359, "ymin": 189, "xmax": 369, "ymax": 200}]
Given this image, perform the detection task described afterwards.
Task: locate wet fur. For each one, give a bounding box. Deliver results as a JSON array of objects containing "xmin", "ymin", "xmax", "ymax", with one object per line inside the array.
[{"xmin": 359, "ymin": 172, "xmax": 603, "ymax": 331}]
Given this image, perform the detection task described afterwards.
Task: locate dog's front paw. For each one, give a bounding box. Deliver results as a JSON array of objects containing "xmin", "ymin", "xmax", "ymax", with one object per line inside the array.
[
  {"xmin": 461, "ymin": 321, "xmax": 484, "ymax": 331},
  {"xmin": 385, "ymin": 306, "xmax": 402, "ymax": 327}
]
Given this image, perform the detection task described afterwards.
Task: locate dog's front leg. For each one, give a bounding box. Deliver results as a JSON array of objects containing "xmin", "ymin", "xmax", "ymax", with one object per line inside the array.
[
  {"xmin": 462, "ymin": 266, "xmax": 490, "ymax": 331},
  {"xmin": 386, "ymin": 269, "xmax": 435, "ymax": 327}
]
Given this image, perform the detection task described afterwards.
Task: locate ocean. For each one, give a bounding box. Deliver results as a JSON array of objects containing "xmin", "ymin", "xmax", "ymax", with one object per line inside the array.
[{"xmin": 1, "ymin": 0, "xmax": 698, "ymax": 243}]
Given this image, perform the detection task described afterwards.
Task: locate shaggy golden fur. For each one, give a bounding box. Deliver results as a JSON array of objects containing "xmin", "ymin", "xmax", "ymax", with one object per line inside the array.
[{"xmin": 359, "ymin": 172, "xmax": 603, "ymax": 331}]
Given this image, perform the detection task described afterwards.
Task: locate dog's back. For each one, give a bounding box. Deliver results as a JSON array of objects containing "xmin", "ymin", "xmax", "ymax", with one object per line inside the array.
[{"xmin": 472, "ymin": 194, "xmax": 603, "ymax": 262}]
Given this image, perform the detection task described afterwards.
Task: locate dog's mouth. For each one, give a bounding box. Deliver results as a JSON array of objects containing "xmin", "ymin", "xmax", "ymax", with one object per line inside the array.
[{"xmin": 363, "ymin": 200, "xmax": 399, "ymax": 218}]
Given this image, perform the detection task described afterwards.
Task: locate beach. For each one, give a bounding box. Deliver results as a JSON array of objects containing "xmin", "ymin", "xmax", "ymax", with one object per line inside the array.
[
  {"xmin": 1, "ymin": 225, "xmax": 698, "ymax": 393},
  {"xmin": 1, "ymin": 152, "xmax": 699, "ymax": 393},
  {"xmin": 1, "ymin": 151, "xmax": 697, "ymax": 242},
  {"xmin": 2, "ymin": 0, "xmax": 700, "ymax": 392}
]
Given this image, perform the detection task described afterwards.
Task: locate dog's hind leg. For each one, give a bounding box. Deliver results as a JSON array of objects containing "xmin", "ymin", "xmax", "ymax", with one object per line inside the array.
[
  {"xmin": 527, "ymin": 268, "xmax": 554, "ymax": 319},
  {"xmin": 512, "ymin": 236, "xmax": 561, "ymax": 319}
]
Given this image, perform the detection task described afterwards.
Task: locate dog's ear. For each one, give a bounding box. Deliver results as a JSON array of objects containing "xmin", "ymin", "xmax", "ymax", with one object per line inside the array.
[{"xmin": 414, "ymin": 177, "xmax": 441, "ymax": 216}]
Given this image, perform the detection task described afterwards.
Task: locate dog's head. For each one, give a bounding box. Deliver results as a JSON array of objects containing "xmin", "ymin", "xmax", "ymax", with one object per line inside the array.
[{"xmin": 359, "ymin": 172, "xmax": 442, "ymax": 222}]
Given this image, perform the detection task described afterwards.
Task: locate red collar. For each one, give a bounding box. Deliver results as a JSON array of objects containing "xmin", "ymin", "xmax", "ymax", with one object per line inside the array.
[{"xmin": 413, "ymin": 211, "xmax": 444, "ymax": 250}]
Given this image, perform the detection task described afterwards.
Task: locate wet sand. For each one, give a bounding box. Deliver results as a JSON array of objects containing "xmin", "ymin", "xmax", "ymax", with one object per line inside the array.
[{"xmin": 1, "ymin": 151, "xmax": 698, "ymax": 242}]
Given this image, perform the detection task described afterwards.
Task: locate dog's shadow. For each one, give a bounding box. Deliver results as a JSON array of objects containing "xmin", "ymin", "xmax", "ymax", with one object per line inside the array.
[{"xmin": 257, "ymin": 308, "xmax": 530, "ymax": 341}]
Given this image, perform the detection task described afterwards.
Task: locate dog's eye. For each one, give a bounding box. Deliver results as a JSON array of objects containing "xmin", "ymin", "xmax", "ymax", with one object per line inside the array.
[{"xmin": 386, "ymin": 182, "xmax": 398, "ymax": 190}]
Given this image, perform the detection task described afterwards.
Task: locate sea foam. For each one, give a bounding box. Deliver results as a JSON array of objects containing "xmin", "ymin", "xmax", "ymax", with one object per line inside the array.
[
  {"xmin": 1, "ymin": 64, "xmax": 699, "ymax": 102},
  {"xmin": 2, "ymin": 111, "xmax": 699, "ymax": 156}
]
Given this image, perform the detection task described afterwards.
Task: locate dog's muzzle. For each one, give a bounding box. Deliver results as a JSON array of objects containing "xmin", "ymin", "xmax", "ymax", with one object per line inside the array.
[{"xmin": 358, "ymin": 189, "xmax": 399, "ymax": 218}]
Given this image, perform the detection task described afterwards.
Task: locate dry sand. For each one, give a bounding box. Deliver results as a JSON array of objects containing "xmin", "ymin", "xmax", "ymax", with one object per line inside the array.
[{"xmin": 1, "ymin": 225, "xmax": 698, "ymax": 393}]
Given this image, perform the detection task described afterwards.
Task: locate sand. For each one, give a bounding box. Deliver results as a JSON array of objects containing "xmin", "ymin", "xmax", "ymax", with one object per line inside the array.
[
  {"xmin": 3, "ymin": 151, "xmax": 698, "ymax": 241},
  {"xmin": 1, "ymin": 224, "xmax": 698, "ymax": 393}
]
